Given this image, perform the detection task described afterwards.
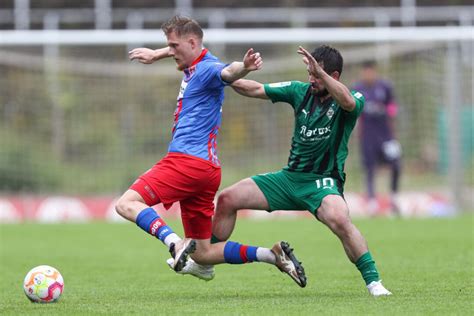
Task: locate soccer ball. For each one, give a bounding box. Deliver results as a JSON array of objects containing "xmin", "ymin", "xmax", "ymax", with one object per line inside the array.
[{"xmin": 23, "ymin": 265, "xmax": 64, "ymax": 303}]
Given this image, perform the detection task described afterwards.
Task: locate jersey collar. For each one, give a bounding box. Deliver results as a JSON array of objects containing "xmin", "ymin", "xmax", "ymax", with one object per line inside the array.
[
  {"xmin": 317, "ymin": 96, "xmax": 334, "ymax": 107},
  {"xmin": 309, "ymin": 95, "xmax": 334, "ymax": 116},
  {"xmin": 190, "ymin": 48, "xmax": 208, "ymax": 67}
]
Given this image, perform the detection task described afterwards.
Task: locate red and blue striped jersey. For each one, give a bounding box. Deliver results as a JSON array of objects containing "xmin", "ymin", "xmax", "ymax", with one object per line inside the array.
[{"xmin": 168, "ymin": 49, "xmax": 228, "ymax": 166}]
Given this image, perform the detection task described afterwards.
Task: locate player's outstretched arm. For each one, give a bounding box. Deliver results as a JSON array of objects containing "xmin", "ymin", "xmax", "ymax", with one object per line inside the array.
[
  {"xmin": 231, "ymin": 79, "xmax": 269, "ymax": 100},
  {"xmin": 221, "ymin": 48, "xmax": 263, "ymax": 83},
  {"xmin": 129, "ymin": 47, "xmax": 171, "ymax": 64},
  {"xmin": 297, "ymin": 46, "xmax": 356, "ymax": 112}
]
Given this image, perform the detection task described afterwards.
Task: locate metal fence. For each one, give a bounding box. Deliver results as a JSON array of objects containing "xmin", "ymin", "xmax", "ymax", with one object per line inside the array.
[{"xmin": 0, "ymin": 34, "xmax": 472, "ymax": 213}]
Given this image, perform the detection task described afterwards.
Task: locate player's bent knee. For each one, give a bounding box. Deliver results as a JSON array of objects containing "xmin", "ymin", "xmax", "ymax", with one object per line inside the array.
[
  {"xmin": 114, "ymin": 203, "xmax": 125, "ymax": 218},
  {"xmin": 216, "ymin": 189, "xmax": 237, "ymax": 211},
  {"xmin": 320, "ymin": 208, "xmax": 351, "ymax": 234},
  {"xmin": 115, "ymin": 197, "xmax": 131, "ymax": 219},
  {"xmin": 333, "ymin": 214, "xmax": 351, "ymax": 232}
]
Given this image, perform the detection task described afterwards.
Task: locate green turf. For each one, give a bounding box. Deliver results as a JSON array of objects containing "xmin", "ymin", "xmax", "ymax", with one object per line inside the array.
[{"xmin": 1, "ymin": 216, "xmax": 473, "ymax": 315}]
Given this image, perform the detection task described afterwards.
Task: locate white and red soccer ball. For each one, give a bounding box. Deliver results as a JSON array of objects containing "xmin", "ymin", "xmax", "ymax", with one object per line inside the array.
[{"xmin": 23, "ymin": 265, "xmax": 64, "ymax": 303}]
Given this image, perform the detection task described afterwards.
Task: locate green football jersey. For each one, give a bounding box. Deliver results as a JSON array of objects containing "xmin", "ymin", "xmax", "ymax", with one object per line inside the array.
[{"xmin": 263, "ymin": 81, "xmax": 364, "ymax": 183}]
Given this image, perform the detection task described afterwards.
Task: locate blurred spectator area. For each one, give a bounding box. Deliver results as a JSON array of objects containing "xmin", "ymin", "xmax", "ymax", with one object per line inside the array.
[{"xmin": 0, "ymin": 0, "xmax": 473, "ymax": 30}]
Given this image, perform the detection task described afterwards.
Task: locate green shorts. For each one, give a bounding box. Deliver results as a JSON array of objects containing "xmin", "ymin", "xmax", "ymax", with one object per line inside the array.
[{"xmin": 251, "ymin": 170, "xmax": 344, "ymax": 215}]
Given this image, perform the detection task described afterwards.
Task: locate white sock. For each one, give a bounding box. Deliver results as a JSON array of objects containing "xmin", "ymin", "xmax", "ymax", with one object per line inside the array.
[
  {"xmin": 256, "ymin": 248, "xmax": 276, "ymax": 264},
  {"xmin": 163, "ymin": 233, "xmax": 181, "ymax": 248}
]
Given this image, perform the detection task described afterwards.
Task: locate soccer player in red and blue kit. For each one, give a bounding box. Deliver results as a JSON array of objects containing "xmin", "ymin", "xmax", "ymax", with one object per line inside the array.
[{"xmin": 115, "ymin": 15, "xmax": 306, "ymax": 287}]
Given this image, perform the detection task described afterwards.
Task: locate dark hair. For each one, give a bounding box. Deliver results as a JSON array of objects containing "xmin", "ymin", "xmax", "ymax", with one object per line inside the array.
[
  {"xmin": 161, "ymin": 15, "xmax": 203, "ymax": 40},
  {"xmin": 362, "ymin": 60, "xmax": 377, "ymax": 68},
  {"xmin": 311, "ymin": 45, "xmax": 343, "ymax": 76}
]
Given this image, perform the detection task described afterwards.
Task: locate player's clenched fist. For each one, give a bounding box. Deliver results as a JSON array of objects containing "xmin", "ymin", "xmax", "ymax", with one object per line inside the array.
[{"xmin": 243, "ymin": 48, "xmax": 263, "ymax": 72}]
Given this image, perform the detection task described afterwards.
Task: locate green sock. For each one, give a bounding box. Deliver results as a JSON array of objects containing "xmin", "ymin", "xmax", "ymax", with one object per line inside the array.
[
  {"xmin": 355, "ymin": 251, "xmax": 380, "ymax": 285},
  {"xmin": 210, "ymin": 234, "xmax": 223, "ymax": 244}
]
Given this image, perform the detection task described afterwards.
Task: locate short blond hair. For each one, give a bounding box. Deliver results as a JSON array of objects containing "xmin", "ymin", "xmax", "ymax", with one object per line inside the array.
[{"xmin": 161, "ymin": 15, "xmax": 203, "ymax": 40}]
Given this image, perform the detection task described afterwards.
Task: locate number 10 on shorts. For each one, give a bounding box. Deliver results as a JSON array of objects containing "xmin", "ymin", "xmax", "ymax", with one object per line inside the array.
[{"xmin": 315, "ymin": 177, "xmax": 335, "ymax": 189}]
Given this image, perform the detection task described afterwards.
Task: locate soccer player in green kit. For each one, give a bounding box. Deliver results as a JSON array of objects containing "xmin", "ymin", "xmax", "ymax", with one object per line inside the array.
[{"xmin": 210, "ymin": 45, "xmax": 392, "ymax": 296}]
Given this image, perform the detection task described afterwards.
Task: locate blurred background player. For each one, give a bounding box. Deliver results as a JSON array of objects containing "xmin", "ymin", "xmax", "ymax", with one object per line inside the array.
[
  {"xmin": 352, "ymin": 61, "xmax": 402, "ymax": 216},
  {"xmin": 201, "ymin": 45, "xmax": 391, "ymax": 296},
  {"xmin": 115, "ymin": 15, "xmax": 306, "ymax": 287}
]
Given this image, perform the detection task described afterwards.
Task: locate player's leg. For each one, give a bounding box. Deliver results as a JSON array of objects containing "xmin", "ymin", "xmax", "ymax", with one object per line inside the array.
[
  {"xmin": 365, "ymin": 165, "xmax": 376, "ymax": 201},
  {"xmin": 115, "ymin": 160, "xmax": 189, "ymax": 268},
  {"xmin": 316, "ymin": 195, "xmax": 391, "ymax": 296},
  {"xmin": 164, "ymin": 162, "xmax": 221, "ymax": 279},
  {"xmin": 382, "ymin": 139, "xmax": 403, "ymax": 215},
  {"xmin": 115, "ymin": 189, "xmax": 151, "ymax": 222},
  {"xmin": 189, "ymin": 238, "xmax": 306, "ymax": 288},
  {"xmin": 388, "ymin": 157, "xmax": 402, "ymax": 215},
  {"xmin": 163, "ymin": 208, "xmax": 215, "ymax": 281},
  {"xmin": 181, "ymin": 198, "xmax": 276, "ymax": 267},
  {"xmin": 388, "ymin": 158, "xmax": 402, "ymax": 215},
  {"xmin": 389, "ymin": 159, "xmax": 401, "ymax": 196},
  {"xmin": 170, "ymin": 202, "xmax": 265, "ymax": 282},
  {"xmin": 191, "ymin": 238, "xmax": 274, "ymax": 266},
  {"xmin": 212, "ymin": 177, "xmax": 270, "ymax": 242},
  {"xmin": 181, "ymin": 189, "xmax": 306, "ymax": 287},
  {"xmin": 115, "ymin": 188, "xmax": 181, "ymax": 248},
  {"xmin": 317, "ymin": 195, "xmax": 367, "ymax": 262},
  {"xmin": 362, "ymin": 140, "xmax": 379, "ymax": 215},
  {"xmin": 115, "ymin": 186, "xmax": 195, "ymax": 272}
]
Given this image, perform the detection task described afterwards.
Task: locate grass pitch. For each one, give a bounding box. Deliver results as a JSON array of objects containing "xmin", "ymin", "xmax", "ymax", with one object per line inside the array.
[{"xmin": 1, "ymin": 215, "xmax": 472, "ymax": 315}]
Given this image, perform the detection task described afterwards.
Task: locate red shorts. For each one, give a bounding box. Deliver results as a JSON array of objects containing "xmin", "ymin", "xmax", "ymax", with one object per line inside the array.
[{"xmin": 130, "ymin": 153, "xmax": 221, "ymax": 239}]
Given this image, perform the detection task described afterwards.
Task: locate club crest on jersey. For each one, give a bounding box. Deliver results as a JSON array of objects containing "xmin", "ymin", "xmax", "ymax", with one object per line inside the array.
[{"xmin": 326, "ymin": 107, "xmax": 335, "ymax": 119}]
